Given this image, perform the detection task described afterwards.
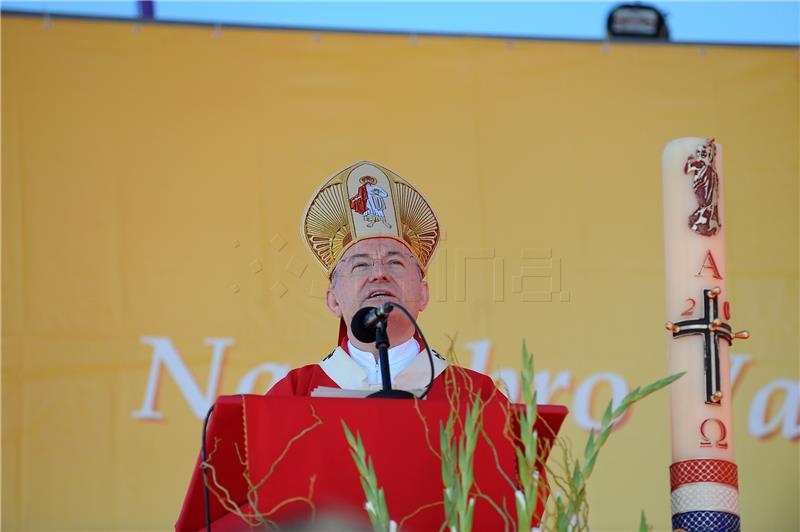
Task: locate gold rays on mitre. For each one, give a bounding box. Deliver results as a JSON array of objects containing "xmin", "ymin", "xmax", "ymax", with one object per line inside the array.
[
  {"xmin": 393, "ymin": 181, "xmax": 439, "ymax": 268},
  {"xmin": 304, "ymin": 181, "xmax": 350, "ymax": 271}
]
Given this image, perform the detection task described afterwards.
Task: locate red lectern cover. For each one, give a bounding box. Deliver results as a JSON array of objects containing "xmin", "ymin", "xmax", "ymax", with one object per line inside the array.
[{"xmin": 176, "ymin": 395, "xmax": 567, "ymax": 531}]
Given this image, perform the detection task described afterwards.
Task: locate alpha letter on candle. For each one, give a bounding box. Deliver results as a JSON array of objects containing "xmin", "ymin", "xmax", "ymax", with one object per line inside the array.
[{"xmin": 696, "ymin": 250, "xmax": 723, "ymax": 280}]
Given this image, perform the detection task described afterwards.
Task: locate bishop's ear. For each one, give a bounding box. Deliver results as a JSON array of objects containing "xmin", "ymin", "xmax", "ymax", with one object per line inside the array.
[
  {"xmin": 418, "ymin": 280, "xmax": 430, "ymax": 311},
  {"xmin": 326, "ymin": 289, "xmax": 343, "ymax": 317}
]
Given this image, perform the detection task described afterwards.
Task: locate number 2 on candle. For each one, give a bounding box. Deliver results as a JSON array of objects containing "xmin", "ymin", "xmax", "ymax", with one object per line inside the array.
[{"xmin": 681, "ymin": 298, "xmax": 697, "ymax": 316}]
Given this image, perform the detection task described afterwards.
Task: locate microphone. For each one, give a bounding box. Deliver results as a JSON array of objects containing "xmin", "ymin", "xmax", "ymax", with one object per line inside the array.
[{"xmin": 351, "ymin": 303, "xmax": 394, "ymax": 343}]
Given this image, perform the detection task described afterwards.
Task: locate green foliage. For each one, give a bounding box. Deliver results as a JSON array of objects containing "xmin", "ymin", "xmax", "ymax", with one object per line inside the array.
[
  {"xmin": 549, "ymin": 364, "xmax": 684, "ymax": 531},
  {"xmin": 341, "ymin": 341, "xmax": 683, "ymax": 532},
  {"xmin": 639, "ymin": 510, "xmax": 652, "ymax": 532},
  {"xmin": 513, "ymin": 341, "xmax": 683, "ymax": 531},
  {"xmin": 440, "ymin": 396, "xmax": 482, "ymax": 532},
  {"xmin": 440, "ymin": 413, "xmax": 458, "ymax": 529},
  {"xmin": 341, "ymin": 421, "xmax": 392, "ymax": 531},
  {"xmin": 515, "ymin": 340, "xmax": 541, "ymax": 532}
]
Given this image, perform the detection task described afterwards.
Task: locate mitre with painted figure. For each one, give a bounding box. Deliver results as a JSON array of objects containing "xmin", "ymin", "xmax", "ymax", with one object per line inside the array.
[{"xmin": 302, "ymin": 161, "xmax": 441, "ymax": 275}]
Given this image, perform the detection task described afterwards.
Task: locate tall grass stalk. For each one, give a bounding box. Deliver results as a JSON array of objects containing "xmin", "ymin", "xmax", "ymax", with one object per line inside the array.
[
  {"xmin": 342, "ymin": 421, "xmax": 394, "ymax": 532},
  {"xmin": 515, "ymin": 340, "xmax": 541, "ymax": 532},
  {"xmin": 440, "ymin": 396, "xmax": 483, "ymax": 532},
  {"xmin": 549, "ymin": 368, "xmax": 684, "ymax": 531}
]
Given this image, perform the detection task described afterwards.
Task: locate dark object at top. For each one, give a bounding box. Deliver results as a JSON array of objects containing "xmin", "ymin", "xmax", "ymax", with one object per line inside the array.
[
  {"xmin": 137, "ymin": 0, "xmax": 154, "ymax": 20},
  {"xmin": 607, "ymin": 3, "xmax": 669, "ymax": 41}
]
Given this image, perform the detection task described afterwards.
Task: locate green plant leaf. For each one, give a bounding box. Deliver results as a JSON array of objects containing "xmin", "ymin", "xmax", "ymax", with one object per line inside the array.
[
  {"xmin": 639, "ymin": 509, "xmax": 650, "ymax": 532},
  {"xmin": 342, "ymin": 421, "xmax": 390, "ymax": 531},
  {"xmin": 601, "ymin": 402, "xmax": 613, "ymax": 427}
]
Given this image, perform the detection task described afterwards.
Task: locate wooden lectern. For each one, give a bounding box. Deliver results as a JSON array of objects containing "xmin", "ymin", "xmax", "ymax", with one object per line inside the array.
[{"xmin": 176, "ymin": 395, "xmax": 567, "ymax": 531}]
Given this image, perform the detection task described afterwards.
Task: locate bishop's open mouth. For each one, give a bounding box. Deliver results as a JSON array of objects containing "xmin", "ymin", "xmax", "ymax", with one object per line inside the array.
[{"xmin": 364, "ymin": 289, "xmax": 397, "ymax": 301}]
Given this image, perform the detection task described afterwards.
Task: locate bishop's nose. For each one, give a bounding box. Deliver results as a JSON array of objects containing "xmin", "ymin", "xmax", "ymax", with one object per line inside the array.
[{"xmin": 367, "ymin": 261, "xmax": 392, "ymax": 281}]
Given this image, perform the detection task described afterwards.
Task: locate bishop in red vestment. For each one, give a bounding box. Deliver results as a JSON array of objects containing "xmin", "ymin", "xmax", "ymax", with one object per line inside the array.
[{"xmin": 271, "ymin": 161, "xmax": 503, "ymax": 401}]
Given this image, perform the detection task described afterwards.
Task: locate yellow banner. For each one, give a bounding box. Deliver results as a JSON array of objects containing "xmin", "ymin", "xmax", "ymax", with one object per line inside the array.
[{"xmin": 2, "ymin": 15, "xmax": 797, "ymax": 530}]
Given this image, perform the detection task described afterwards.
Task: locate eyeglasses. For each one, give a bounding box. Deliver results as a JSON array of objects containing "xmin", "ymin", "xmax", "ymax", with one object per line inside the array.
[{"xmin": 337, "ymin": 253, "xmax": 418, "ymax": 278}]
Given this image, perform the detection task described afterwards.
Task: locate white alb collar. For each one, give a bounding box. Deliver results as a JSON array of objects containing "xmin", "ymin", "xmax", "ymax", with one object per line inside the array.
[{"xmin": 347, "ymin": 336, "xmax": 420, "ymax": 384}]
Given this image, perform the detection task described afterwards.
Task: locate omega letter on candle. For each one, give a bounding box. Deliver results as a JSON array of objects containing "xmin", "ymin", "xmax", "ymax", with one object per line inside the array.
[{"xmin": 662, "ymin": 138, "xmax": 749, "ymax": 532}]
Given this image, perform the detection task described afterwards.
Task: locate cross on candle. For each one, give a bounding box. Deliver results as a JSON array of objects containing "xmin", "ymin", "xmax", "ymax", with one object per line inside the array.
[{"xmin": 666, "ymin": 287, "xmax": 732, "ymax": 405}]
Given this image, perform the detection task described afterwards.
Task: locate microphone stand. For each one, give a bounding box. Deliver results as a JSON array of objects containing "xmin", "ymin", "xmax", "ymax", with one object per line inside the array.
[{"xmin": 367, "ymin": 319, "xmax": 415, "ymax": 399}]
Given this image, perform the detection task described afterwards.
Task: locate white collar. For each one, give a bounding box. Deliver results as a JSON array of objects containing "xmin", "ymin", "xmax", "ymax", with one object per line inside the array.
[
  {"xmin": 347, "ymin": 337, "xmax": 419, "ymax": 366},
  {"xmin": 347, "ymin": 337, "xmax": 420, "ymax": 384},
  {"xmin": 319, "ymin": 342, "xmax": 448, "ymax": 392}
]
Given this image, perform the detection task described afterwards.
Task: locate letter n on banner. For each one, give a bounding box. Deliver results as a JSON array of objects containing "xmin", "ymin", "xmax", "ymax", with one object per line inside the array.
[{"xmin": 132, "ymin": 337, "xmax": 232, "ymax": 420}]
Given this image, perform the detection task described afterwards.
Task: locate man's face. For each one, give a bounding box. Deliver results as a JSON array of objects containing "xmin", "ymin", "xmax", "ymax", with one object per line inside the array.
[
  {"xmin": 327, "ymin": 238, "xmax": 429, "ymax": 343},
  {"xmin": 697, "ymin": 145, "xmax": 712, "ymax": 163}
]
